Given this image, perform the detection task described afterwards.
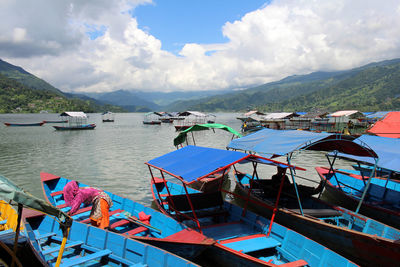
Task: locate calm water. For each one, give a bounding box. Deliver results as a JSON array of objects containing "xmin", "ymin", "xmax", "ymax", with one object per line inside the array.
[{"xmin": 0, "ymin": 113, "xmax": 353, "ymax": 206}]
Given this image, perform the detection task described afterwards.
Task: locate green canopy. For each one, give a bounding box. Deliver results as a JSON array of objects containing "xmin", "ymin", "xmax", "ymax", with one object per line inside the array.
[
  {"xmin": 174, "ymin": 123, "xmax": 242, "ymax": 146},
  {"xmin": 0, "ymin": 175, "xmax": 69, "ymax": 223}
]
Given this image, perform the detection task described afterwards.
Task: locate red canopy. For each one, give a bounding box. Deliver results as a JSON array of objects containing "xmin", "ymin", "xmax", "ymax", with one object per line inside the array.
[{"xmin": 367, "ymin": 111, "xmax": 400, "ymax": 138}]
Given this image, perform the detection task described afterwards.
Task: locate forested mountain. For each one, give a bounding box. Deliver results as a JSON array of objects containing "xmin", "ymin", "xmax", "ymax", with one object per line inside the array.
[
  {"xmin": 166, "ymin": 58, "xmax": 400, "ymax": 112},
  {"xmin": 0, "ymin": 74, "xmax": 125, "ymax": 113},
  {"xmin": 0, "ymin": 59, "xmax": 63, "ymax": 95}
]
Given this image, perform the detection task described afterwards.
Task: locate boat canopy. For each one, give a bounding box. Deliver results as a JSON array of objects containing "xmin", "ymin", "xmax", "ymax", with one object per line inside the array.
[
  {"xmin": 367, "ymin": 111, "xmax": 400, "ymax": 138},
  {"xmin": 227, "ymin": 128, "xmax": 377, "ymax": 158},
  {"xmin": 0, "ymin": 175, "xmax": 69, "ymax": 223},
  {"xmin": 173, "ymin": 123, "xmax": 242, "ymax": 146},
  {"xmin": 178, "ymin": 111, "xmax": 207, "ymax": 117},
  {"xmin": 329, "ymin": 110, "xmax": 362, "ymax": 118},
  {"xmin": 331, "ymin": 135, "xmax": 400, "ymax": 173},
  {"xmin": 146, "ymin": 146, "xmax": 300, "ymax": 184},
  {"xmin": 262, "ymin": 112, "xmax": 298, "ymax": 120},
  {"xmin": 60, "ymin": 111, "xmax": 87, "ymax": 118},
  {"xmin": 366, "ymin": 111, "xmax": 392, "ymax": 119}
]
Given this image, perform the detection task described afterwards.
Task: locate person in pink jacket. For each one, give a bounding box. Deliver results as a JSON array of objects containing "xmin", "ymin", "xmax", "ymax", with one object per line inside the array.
[{"xmin": 63, "ymin": 180, "xmax": 112, "ymax": 229}]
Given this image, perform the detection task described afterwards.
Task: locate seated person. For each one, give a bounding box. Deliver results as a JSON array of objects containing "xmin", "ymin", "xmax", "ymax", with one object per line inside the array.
[{"xmin": 271, "ymin": 166, "xmax": 291, "ymax": 187}]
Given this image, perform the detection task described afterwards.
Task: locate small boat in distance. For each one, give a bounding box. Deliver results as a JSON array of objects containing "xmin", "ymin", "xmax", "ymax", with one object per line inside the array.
[
  {"xmin": 53, "ymin": 111, "xmax": 96, "ymax": 130},
  {"xmin": 4, "ymin": 122, "xmax": 45, "ymax": 126},
  {"xmin": 102, "ymin": 111, "xmax": 115, "ymax": 122},
  {"xmin": 143, "ymin": 112, "xmax": 162, "ymax": 125}
]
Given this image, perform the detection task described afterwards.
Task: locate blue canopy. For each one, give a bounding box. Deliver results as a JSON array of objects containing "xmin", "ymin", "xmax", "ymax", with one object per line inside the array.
[
  {"xmin": 227, "ymin": 128, "xmax": 332, "ymax": 157},
  {"xmin": 146, "ymin": 146, "xmax": 250, "ymax": 184},
  {"xmin": 334, "ymin": 135, "xmax": 400, "ymax": 173}
]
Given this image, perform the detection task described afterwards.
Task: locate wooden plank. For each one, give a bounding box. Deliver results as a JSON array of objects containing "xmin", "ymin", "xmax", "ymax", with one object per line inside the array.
[{"xmin": 60, "ymin": 249, "xmax": 112, "ymax": 267}]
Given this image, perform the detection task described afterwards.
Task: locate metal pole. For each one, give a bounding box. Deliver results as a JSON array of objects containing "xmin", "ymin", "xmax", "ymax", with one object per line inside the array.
[
  {"xmin": 287, "ymin": 155, "xmax": 304, "ymax": 215},
  {"xmin": 355, "ymin": 159, "xmax": 378, "ymax": 214}
]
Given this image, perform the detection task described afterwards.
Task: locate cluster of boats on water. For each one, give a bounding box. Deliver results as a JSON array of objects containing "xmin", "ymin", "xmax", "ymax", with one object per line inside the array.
[{"xmin": 1, "ymin": 113, "xmax": 400, "ymax": 266}]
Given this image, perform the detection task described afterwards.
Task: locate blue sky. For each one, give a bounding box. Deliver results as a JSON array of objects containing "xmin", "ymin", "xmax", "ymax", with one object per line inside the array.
[
  {"xmin": 133, "ymin": 0, "xmax": 267, "ymax": 53},
  {"xmin": 1, "ymin": 1, "xmax": 400, "ymax": 93}
]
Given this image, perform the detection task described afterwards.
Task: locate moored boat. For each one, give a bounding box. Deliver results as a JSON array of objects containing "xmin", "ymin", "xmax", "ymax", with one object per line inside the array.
[
  {"xmin": 234, "ymin": 168, "xmax": 400, "ymax": 267},
  {"xmin": 4, "ymin": 122, "xmax": 45, "ymax": 126},
  {"xmin": 102, "ymin": 111, "xmax": 115, "ymax": 122},
  {"xmin": 53, "ymin": 112, "xmax": 96, "ymax": 130},
  {"xmin": 24, "ymin": 210, "xmax": 200, "ymax": 267},
  {"xmin": 40, "ymin": 172, "xmax": 214, "ymax": 260},
  {"xmin": 147, "ymin": 146, "xmax": 359, "ymax": 267}
]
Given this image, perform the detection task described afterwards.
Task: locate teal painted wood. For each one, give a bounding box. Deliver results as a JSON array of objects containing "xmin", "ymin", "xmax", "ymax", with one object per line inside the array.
[
  {"xmin": 25, "ymin": 213, "xmax": 200, "ymax": 267},
  {"xmin": 152, "ymin": 179, "xmax": 359, "ymax": 267}
]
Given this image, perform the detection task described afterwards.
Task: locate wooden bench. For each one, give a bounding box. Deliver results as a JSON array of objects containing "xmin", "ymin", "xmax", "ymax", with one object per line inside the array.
[{"xmin": 166, "ymin": 191, "xmax": 227, "ymax": 220}]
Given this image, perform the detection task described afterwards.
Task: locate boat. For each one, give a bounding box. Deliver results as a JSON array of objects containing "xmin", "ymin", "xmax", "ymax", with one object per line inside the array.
[
  {"xmin": 316, "ymin": 134, "xmax": 400, "ymax": 229},
  {"xmin": 0, "ymin": 174, "xmax": 73, "ymax": 267},
  {"xmin": 4, "ymin": 122, "xmax": 45, "ymax": 126},
  {"xmin": 0, "ymin": 200, "xmax": 26, "ymax": 267},
  {"xmin": 40, "ymin": 172, "xmax": 214, "ymax": 260},
  {"xmin": 24, "ymin": 210, "xmax": 200, "ymax": 267},
  {"xmin": 42, "ymin": 120, "xmax": 68, "ymax": 124},
  {"xmin": 173, "ymin": 111, "xmax": 208, "ymax": 131},
  {"xmin": 102, "ymin": 111, "xmax": 115, "ymax": 122},
  {"xmin": 147, "ymin": 146, "xmax": 358, "ymax": 267},
  {"xmin": 53, "ymin": 111, "xmax": 96, "ymax": 130},
  {"xmin": 227, "ymin": 128, "xmax": 400, "ymax": 266},
  {"xmin": 173, "ymin": 123, "xmax": 242, "ymax": 192},
  {"xmin": 143, "ymin": 112, "xmax": 162, "ymax": 125},
  {"xmin": 234, "ymin": 168, "xmax": 400, "ymax": 267}
]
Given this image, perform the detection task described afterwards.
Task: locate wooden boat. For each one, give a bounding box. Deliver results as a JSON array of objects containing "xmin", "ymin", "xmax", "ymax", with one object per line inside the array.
[
  {"xmin": 0, "ymin": 174, "xmax": 74, "ymax": 267},
  {"xmin": 24, "ymin": 210, "xmax": 200, "ymax": 267},
  {"xmin": 54, "ymin": 111, "xmax": 96, "ymax": 130},
  {"xmin": 143, "ymin": 120, "xmax": 161, "ymax": 125},
  {"xmin": 234, "ymin": 169, "xmax": 400, "ymax": 267},
  {"xmin": 4, "ymin": 122, "xmax": 45, "ymax": 126},
  {"xmin": 143, "ymin": 112, "xmax": 162, "ymax": 125},
  {"xmin": 316, "ymin": 167, "xmax": 400, "ymax": 230},
  {"xmin": 42, "ymin": 120, "xmax": 68, "ymax": 123},
  {"xmin": 41, "ymin": 172, "xmax": 213, "ymax": 260},
  {"xmin": 53, "ymin": 123, "xmax": 96, "ymax": 130},
  {"xmin": 102, "ymin": 111, "xmax": 115, "ymax": 122},
  {"xmin": 147, "ymin": 146, "xmax": 358, "ymax": 267}
]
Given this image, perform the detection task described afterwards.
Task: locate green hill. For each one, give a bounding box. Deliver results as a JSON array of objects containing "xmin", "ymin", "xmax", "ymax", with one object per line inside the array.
[
  {"xmin": 0, "ymin": 74, "xmax": 124, "ymax": 113},
  {"xmin": 166, "ymin": 58, "xmax": 400, "ymax": 112},
  {"xmin": 0, "ymin": 59, "xmax": 63, "ymax": 95}
]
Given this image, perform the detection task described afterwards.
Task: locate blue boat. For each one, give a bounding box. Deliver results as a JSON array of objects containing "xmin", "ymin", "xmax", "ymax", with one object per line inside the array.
[
  {"xmin": 147, "ymin": 146, "xmax": 358, "ymax": 267},
  {"xmin": 4, "ymin": 122, "xmax": 45, "ymax": 126},
  {"xmin": 53, "ymin": 112, "xmax": 96, "ymax": 130},
  {"xmin": 227, "ymin": 128, "xmax": 400, "ymax": 266},
  {"xmin": 40, "ymin": 172, "xmax": 214, "ymax": 260},
  {"xmin": 24, "ymin": 210, "xmax": 199, "ymax": 267},
  {"xmin": 316, "ymin": 134, "xmax": 400, "ymax": 229}
]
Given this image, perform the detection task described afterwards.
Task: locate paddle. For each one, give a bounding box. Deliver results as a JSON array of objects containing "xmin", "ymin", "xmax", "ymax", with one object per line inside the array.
[{"xmin": 122, "ymin": 212, "xmax": 162, "ymax": 234}]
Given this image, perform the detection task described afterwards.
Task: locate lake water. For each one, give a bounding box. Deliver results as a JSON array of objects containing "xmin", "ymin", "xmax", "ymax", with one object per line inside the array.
[{"xmin": 0, "ymin": 113, "xmax": 354, "ymax": 206}]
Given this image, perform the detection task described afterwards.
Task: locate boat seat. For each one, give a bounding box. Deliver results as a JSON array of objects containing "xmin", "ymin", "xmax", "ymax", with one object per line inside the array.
[
  {"xmin": 60, "ymin": 249, "xmax": 112, "ymax": 267},
  {"xmin": 110, "ymin": 219, "xmax": 130, "ymax": 229},
  {"xmin": 41, "ymin": 240, "xmax": 83, "ymax": 255},
  {"xmin": 57, "ymin": 203, "xmax": 68, "ymax": 209},
  {"xmin": 34, "ymin": 231, "xmax": 56, "ymax": 240},
  {"xmin": 50, "ymin": 191, "xmax": 64, "ymax": 197},
  {"xmin": 219, "ymin": 234, "xmax": 281, "ymax": 253},
  {"xmin": 124, "ymin": 226, "xmax": 148, "ymax": 236},
  {"xmin": 291, "ymin": 209, "xmax": 342, "ymax": 218}
]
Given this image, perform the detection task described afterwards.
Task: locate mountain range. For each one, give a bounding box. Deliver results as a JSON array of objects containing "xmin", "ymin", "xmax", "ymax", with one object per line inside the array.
[{"xmin": 1, "ymin": 57, "xmax": 400, "ymax": 113}]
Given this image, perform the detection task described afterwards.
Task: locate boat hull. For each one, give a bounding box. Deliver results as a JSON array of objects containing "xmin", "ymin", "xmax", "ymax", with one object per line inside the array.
[
  {"xmin": 53, "ymin": 123, "xmax": 96, "ymax": 130},
  {"xmin": 143, "ymin": 121, "xmax": 161, "ymax": 125},
  {"xmin": 4, "ymin": 122, "xmax": 44, "ymax": 126},
  {"xmin": 233, "ymin": 181, "xmax": 400, "ymax": 267},
  {"xmin": 40, "ymin": 172, "xmax": 212, "ymax": 260},
  {"xmin": 316, "ymin": 167, "xmax": 400, "ymax": 230}
]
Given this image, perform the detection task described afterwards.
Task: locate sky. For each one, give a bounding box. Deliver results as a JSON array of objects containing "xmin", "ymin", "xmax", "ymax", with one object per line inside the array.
[{"xmin": 1, "ymin": 0, "xmax": 400, "ymax": 94}]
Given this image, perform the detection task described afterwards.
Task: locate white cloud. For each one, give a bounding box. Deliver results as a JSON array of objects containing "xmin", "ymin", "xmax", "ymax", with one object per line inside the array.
[{"xmin": 1, "ymin": 0, "xmax": 400, "ymax": 93}]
